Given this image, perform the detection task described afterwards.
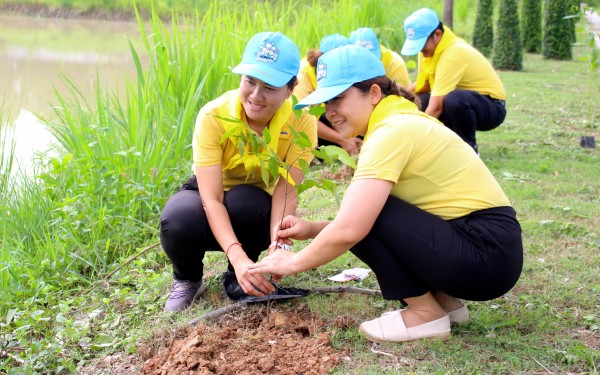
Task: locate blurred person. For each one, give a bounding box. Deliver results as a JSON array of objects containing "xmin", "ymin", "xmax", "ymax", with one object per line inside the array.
[{"xmin": 401, "ymin": 8, "xmax": 507, "ymax": 154}]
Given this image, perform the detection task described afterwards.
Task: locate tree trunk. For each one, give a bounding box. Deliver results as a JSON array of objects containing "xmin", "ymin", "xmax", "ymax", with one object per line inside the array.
[{"xmin": 443, "ymin": 0, "xmax": 454, "ymax": 28}]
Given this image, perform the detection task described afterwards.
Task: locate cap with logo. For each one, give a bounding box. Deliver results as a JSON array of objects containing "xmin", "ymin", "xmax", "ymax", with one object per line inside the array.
[
  {"xmin": 401, "ymin": 8, "xmax": 440, "ymax": 56},
  {"xmin": 294, "ymin": 45, "xmax": 386, "ymax": 109},
  {"xmin": 349, "ymin": 27, "xmax": 382, "ymax": 59},
  {"xmin": 232, "ymin": 31, "xmax": 300, "ymax": 87},
  {"xmin": 319, "ymin": 34, "xmax": 351, "ymax": 53}
]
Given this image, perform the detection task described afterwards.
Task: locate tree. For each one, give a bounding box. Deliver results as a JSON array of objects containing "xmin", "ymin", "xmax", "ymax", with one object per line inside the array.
[
  {"xmin": 542, "ymin": 0, "xmax": 573, "ymax": 60},
  {"xmin": 443, "ymin": 0, "xmax": 454, "ymax": 29},
  {"xmin": 493, "ymin": 0, "xmax": 523, "ymax": 70},
  {"xmin": 473, "ymin": 0, "xmax": 494, "ymax": 57},
  {"xmin": 521, "ymin": 0, "xmax": 542, "ymax": 53}
]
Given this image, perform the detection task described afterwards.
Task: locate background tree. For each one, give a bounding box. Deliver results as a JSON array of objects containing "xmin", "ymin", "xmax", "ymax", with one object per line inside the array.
[
  {"xmin": 473, "ymin": 0, "xmax": 494, "ymax": 56},
  {"xmin": 493, "ymin": 0, "xmax": 523, "ymax": 70},
  {"xmin": 542, "ymin": 0, "xmax": 573, "ymax": 60},
  {"xmin": 443, "ymin": 0, "xmax": 454, "ymax": 29},
  {"xmin": 566, "ymin": 0, "xmax": 579, "ymax": 44},
  {"xmin": 521, "ymin": 0, "xmax": 542, "ymax": 53}
]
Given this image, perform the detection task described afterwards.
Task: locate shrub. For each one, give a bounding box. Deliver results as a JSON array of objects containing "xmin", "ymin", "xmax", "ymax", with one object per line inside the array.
[
  {"xmin": 472, "ymin": 0, "xmax": 494, "ymax": 56},
  {"xmin": 542, "ymin": 0, "xmax": 573, "ymax": 60},
  {"xmin": 521, "ymin": 0, "xmax": 542, "ymax": 53},
  {"xmin": 493, "ymin": 0, "xmax": 523, "ymax": 70}
]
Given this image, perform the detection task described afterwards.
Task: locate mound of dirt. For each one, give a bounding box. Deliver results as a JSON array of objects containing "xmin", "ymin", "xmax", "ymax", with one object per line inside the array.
[{"xmin": 139, "ymin": 305, "xmax": 348, "ymax": 374}]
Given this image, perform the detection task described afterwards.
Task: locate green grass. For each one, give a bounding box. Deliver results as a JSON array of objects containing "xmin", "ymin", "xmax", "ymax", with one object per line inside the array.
[{"xmin": 1, "ymin": 1, "xmax": 599, "ymax": 373}]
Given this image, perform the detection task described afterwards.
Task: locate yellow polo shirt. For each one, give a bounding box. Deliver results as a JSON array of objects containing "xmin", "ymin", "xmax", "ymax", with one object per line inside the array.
[
  {"xmin": 192, "ymin": 89, "xmax": 317, "ymax": 194},
  {"xmin": 295, "ymin": 57, "xmax": 316, "ymax": 101},
  {"xmin": 422, "ymin": 40, "xmax": 506, "ymax": 100},
  {"xmin": 380, "ymin": 45, "xmax": 411, "ymax": 88},
  {"xmin": 353, "ymin": 95, "xmax": 510, "ymax": 220}
]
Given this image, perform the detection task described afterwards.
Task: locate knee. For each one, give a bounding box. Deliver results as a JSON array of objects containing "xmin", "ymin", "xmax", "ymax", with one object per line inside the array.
[{"xmin": 443, "ymin": 91, "xmax": 470, "ymax": 111}]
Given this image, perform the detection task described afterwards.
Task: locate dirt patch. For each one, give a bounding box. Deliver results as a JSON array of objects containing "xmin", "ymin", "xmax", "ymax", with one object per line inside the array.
[
  {"xmin": 320, "ymin": 165, "xmax": 354, "ymax": 182},
  {"xmin": 138, "ymin": 304, "xmax": 347, "ymax": 374}
]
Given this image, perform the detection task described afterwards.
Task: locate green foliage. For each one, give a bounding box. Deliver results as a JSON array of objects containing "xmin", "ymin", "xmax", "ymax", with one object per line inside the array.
[
  {"xmin": 543, "ymin": 0, "xmax": 573, "ymax": 60},
  {"xmin": 473, "ymin": 0, "xmax": 495, "ymax": 56},
  {"xmin": 521, "ymin": 0, "xmax": 542, "ymax": 53},
  {"xmin": 493, "ymin": 0, "xmax": 523, "ymax": 70}
]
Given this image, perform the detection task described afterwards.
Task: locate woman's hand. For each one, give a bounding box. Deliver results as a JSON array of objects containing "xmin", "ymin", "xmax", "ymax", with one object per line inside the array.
[
  {"xmin": 247, "ymin": 248, "xmax": 297, "ymax": 277},
  {"xmin": 232, "ymin": 257, "xmax": 276, "ymax": 297},
  {"xmin": 273, "ymin": 215, "xmax": 315, "ymax": 241}
]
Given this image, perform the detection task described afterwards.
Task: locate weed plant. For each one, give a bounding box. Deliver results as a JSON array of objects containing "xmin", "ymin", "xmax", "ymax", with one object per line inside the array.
[{"xmin": 0, "ymin": 1, "xmax": 598, "ymax": 373}]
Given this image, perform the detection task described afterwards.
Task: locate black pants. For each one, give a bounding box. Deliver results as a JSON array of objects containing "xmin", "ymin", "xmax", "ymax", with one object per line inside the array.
[
  {"xmin": 419, "ymin": 90, "xmax": 506, "ymax": 152},
  {"xmin": 350, "ymin": 196, "xmax": 523, "ymax": 303},
  {"xmin": 159, "ymin": 176, "xmax": 272, "ymax": 282}
]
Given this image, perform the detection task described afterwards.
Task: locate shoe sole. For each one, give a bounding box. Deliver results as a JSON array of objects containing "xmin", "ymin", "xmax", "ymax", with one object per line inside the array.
[{"xmin": 358, "ymin": 326, "xmax": 451, "ymax": 344}]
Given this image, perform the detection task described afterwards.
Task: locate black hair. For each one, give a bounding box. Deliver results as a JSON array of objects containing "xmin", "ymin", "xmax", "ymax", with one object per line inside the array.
[{"xmin": 352, "ymin": 76, "xmax": 420, "ymax": 107}]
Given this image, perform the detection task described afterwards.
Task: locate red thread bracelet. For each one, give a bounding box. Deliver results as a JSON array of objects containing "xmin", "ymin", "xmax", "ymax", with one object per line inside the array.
[{"xmin": 225, "ymin": 242, "xmax": 242, "ymax": 255}]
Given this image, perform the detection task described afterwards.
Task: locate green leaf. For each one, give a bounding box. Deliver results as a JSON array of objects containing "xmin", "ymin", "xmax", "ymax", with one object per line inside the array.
[
  {"xmin": 259, "ymin": 159, "xmax": 269, "ymax": 186},
  {"xmin": 6, "ymin": 309, "xmax": 17, "ymax": 325},
  {"xmin": 263, "ymin": 127, "xmax": 271, "ymax": 144},
  {"xmin": 308, "ymin": 105, "xmax": 326, "ymax": 117},
  {"xmin": 268, "ymin": 156, "xmax": 279, "ymax": 179}
]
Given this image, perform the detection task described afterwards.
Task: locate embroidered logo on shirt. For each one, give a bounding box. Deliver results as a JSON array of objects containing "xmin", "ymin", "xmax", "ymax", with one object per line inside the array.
[
  {"xmin": 317, "ymin": 62, "xmax": 327, "ymax": 84},
  {"xmin": 255, "ymin": 41, "xmax": 279, "ymax": 63}
]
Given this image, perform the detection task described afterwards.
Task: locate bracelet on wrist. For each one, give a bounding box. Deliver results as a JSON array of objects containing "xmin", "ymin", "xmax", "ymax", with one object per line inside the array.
[{"xmin": 225, "ymin": 242, "xmax": 242, "ymax": 256}]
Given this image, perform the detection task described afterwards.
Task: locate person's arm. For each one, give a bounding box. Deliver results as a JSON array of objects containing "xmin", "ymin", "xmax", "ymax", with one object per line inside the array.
[
  {"xmin": 248, "ymin": 178, "xmax": 393, "ymax": 276},
  {"xmin": 425, "ymin": 95, "xmax": 445, "ymax": 119},
  {"xmin": 195, "ymin": 164, "xmax": 275, "ymax": 296}
]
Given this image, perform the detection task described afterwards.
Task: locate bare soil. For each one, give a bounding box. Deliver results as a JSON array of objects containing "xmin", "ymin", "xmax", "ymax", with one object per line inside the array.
[{"xmin": 86, "ymin": 303, "xmax": 350, "ymax": 375}]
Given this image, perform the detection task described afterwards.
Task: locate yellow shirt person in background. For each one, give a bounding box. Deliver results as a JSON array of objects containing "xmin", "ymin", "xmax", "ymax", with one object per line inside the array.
[
  {"xmin": 249, "ymin": 45, "xmax": 522, "ymax": 344},
  {"xmin": 160, "ymin": 32, "xmax": 317, "ymax": 312},
  {"xmin": 402, "ymin": 8, "xmax": 507, "ymax": 154},
  {"xmin": 295, "ymin": 34, "xmax": 362, "ymax": 155}
]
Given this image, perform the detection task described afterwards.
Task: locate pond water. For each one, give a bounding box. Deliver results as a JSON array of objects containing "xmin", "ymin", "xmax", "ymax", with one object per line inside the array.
[{"xmin": 0, "ymin": 14, "xmax": 145, "ymax": 175}]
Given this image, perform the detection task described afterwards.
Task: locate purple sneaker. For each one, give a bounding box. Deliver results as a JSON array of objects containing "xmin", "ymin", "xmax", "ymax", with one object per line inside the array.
[{"xmin": 163, "ymin": 279, "xmax": 207, "ymax": 312}]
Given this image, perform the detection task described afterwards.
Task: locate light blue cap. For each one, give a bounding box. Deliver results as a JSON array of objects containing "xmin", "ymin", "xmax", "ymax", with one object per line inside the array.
[
  {"xmin": 401, "ymin": 8, "xmax": 440, "ymax": 56},
  {"xmin": 294, "ymin": 45, "xmax": 386, "ymax": 109},
  {"xmin": 319, "ymin": 34, "xmax": 351, "ymax": 53},
  {"xmin": 232, "ymin": 32, "xmax": 300, "ymax": 87},
  {"xmin": 349, "ymin": 27, "xmax": 382, "ymax": 59}
]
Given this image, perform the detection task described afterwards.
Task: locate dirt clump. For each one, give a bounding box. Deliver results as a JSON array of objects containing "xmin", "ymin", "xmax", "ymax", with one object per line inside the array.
[{"xmin": 139, "ymin": 305, "xmax": 344, "ymax": 374}]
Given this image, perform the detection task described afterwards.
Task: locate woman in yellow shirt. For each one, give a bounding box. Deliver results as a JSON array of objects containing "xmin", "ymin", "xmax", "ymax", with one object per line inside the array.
[
  {"xmin": 160, "ymin": 32, "xmax": 317, "ymax": 312},
  {"xmin": 249, "ymin": 45, "xmax": 522, "ymax": 343}
]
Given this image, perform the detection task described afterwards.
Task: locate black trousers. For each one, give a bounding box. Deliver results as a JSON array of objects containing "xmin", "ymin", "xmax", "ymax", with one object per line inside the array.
[
  {"xmin": 419, "ymin": 90, "xmax": 506, "ymax": 152},
  {"xmin": 159, "ymin": 176, "xmax": 272, "ymax": 282},
  {"xmin": 350, "ymin": 196, "xmax": 523, "ymax": 303}
]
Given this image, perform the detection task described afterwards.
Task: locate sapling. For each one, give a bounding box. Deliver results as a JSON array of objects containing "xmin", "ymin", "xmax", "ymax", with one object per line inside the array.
[{"xmin": 216, "ymin": 99, "xmax": 357, "ymax": 323}]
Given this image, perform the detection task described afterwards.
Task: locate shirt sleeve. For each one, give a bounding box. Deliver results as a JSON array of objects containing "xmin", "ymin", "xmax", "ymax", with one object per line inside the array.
[
  {"xmin": 294, "ymin": 64, "xmax": 315, "ymax": 101},
  {"xmin": 353, "ymin": 119, "xmax": 414, "ymax": 183},
  {"xmin": 192, "ymin": 105, "xmax": 224, "ymax": 167},
  {"xmin": 384, "ymin": 52, "xmax": 411, "ymax": 88},
  {"xmin": 431, "ymin": 49, "xmax": 468, "ymax": 97}
]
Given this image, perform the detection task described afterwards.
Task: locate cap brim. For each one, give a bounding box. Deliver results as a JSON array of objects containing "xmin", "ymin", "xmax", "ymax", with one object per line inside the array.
[
  {"xmin": 401, "ymin": 36, "xmax": 428, "ymax": 56},
  {"xmin": 232, "ymin": 63, "xmax": 293, "ymax": 87},
  {"xmin": 293, "ymin": 83, "xmax": 353, "ymax": 110}
]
